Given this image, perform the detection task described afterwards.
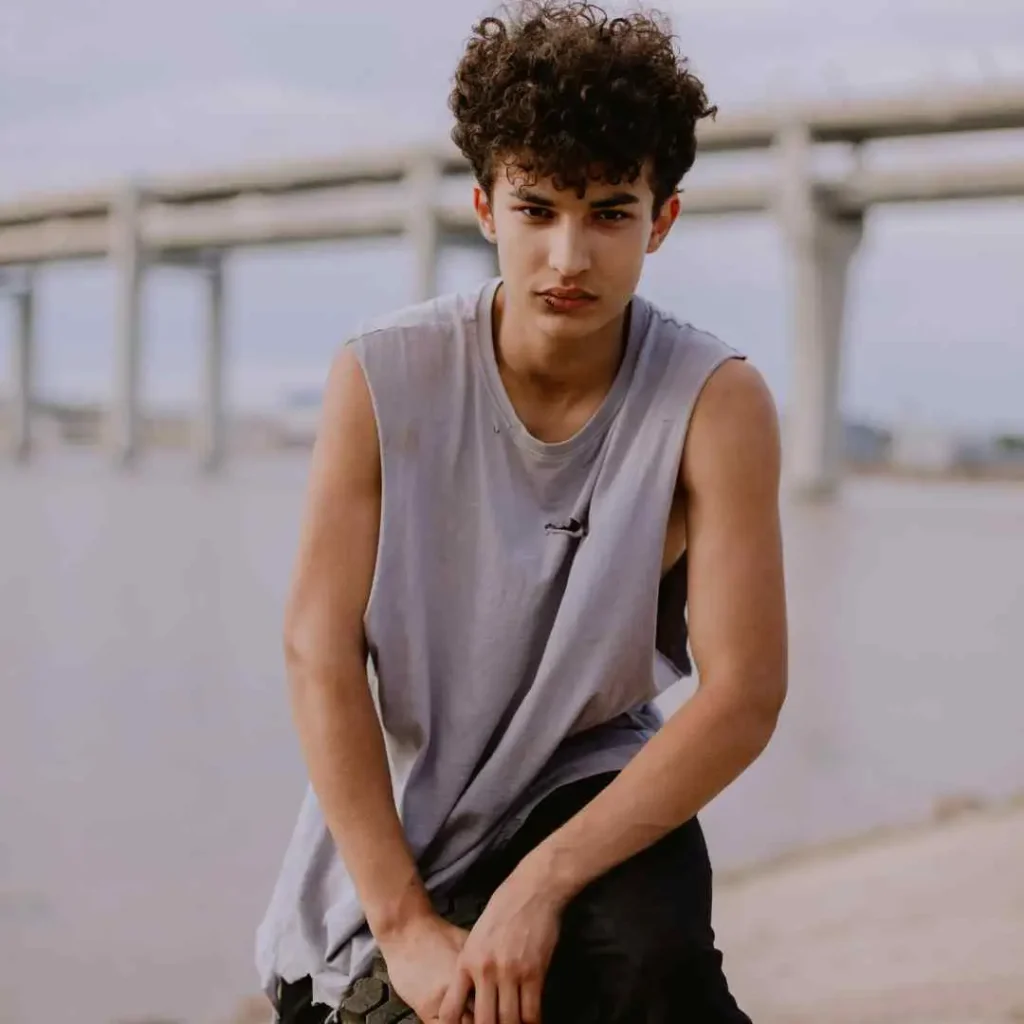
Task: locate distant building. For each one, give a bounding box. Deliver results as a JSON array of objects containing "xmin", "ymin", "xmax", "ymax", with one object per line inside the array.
[
  {"xmin": 843, "ymin": 420, "xmax": 892, "ymax": 467},
  {"xmin": 889, "ymin": 423, "xmax": 961, "ymax": 474},
  {"xmin": 39, "ymin": 402, "xmax": 106, "ymax": 446},
  {"xmin": 958, "ymin": 433, "xmax": 1024, "ymax": 477},
  {"xmin": 143, "ymin": 410, "xmax": 195, "ymax": 449},
  {"xmin": 229, "ymin": 413, "xmax": 282, "ymax": 453},
  {"xmin": 276, "ymin": 388, "xmax": 322, "ymax": 448}
]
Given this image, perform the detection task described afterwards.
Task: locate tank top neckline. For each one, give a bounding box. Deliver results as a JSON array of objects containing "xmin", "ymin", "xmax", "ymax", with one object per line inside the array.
[{"xmin": 474, "ymin": 277, "xmax": 650, "ymax": 461}]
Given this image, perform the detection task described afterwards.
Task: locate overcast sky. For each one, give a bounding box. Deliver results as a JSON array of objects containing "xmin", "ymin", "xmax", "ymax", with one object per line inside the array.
[{"xmin": 2, "ymin": 0, "xmax": 1023, "ymax": 430}]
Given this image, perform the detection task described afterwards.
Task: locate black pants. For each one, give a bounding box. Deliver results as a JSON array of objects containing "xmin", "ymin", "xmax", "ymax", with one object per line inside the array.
[{"xmin": 279, "ymin": 772, "xmax": 750, "ymax": 1023}]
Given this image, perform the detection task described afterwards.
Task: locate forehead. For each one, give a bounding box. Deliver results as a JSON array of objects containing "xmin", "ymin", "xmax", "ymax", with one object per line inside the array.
[{"xmin": 493, "ymin": 156, "xmax": 653, "ymax": 201}]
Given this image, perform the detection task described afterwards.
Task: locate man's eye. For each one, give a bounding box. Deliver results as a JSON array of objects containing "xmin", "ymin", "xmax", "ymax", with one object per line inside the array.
[
  {"xmin": 518, "ymin": 206, "xmax": 553, "ymax": 219},
  {"xmin": 597, "ymin": 210, "xmax": 629, "ymax": 222}
]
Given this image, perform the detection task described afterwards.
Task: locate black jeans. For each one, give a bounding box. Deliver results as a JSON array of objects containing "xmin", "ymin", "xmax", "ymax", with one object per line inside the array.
[{"xmin": 279, "ymin": 772, "xmax": 750, "ymax": 1023}]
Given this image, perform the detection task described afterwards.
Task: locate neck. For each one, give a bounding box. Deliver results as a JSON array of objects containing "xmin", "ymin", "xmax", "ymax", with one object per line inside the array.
[{"xmin": 492, "ymin": 283, "xmax": 630, "ymax": 400}]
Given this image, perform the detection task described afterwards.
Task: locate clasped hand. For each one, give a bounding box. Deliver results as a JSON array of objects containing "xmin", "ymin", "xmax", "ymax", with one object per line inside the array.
[{"xmin": 380, "ymin": 864, "xmax": 566, "ymax": 1024}]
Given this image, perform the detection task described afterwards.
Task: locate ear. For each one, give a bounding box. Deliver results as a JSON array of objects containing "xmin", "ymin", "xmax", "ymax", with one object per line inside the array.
[
  {"xmin": 473, "ymin": 184, "xmax": 498, "ymax": 245},
  {"xmin": 646, "ymin": 192, "xmax": 681, "ymax": 254}
]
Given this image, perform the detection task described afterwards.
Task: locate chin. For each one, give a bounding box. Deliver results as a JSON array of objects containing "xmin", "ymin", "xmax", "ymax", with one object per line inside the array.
[{"xmin": 535, "ymin": 310, "xmax": 598, "ymax": 339}]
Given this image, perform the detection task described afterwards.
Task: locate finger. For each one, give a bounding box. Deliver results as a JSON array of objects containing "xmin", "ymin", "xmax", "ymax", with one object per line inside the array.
[
  {"xmin": 497, "ymin": 977, "xmax": 521, "ymax": 1024},
  {"xmin": 475, "ymin": 974, "xmax": 498, "ymax": 1024},
  {"xmin": 438, "ymin": 968, "xmax": 473, "ymax": 1024},
  {"xmin": 520, "ymin": 977, "xmax": 542, "ymax": 1024}
]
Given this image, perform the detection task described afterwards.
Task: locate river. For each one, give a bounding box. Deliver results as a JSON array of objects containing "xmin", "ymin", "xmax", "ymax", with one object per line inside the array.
[{"xmin": 2, "ymin": 454, "xmax": 1022, "ymax": 1024}]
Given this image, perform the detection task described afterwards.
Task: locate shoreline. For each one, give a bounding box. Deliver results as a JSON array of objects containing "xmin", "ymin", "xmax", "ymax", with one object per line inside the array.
[
  {"xmin": 717, "ymin": 787, "xmax": 1024, "ymax": 887},
  {"xmin": 716, "ymin": 795, "xmax": 1024, "ymax": 1023}
]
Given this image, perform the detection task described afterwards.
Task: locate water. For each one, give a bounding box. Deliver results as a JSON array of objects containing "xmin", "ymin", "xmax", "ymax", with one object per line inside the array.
[{"xmin": 2, "ymin": 453, "xmax": 1022, "ymax": 1024}]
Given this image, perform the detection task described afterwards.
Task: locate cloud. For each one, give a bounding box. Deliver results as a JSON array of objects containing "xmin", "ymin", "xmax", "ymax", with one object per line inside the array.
[
  {"xmin": 0, "ymin": 78, "xmax": 442, "ymax": 196},
  {"xmin": 4, "ymin": 0, "xmax": 1023, "ymax": 429},
  {"xmin": 660, "ymin": 0, "xmax": 1024, "ymax": 102},
  {"xmin": 0, "ymin": 0, "xmax": 476, "ymax": 105}
]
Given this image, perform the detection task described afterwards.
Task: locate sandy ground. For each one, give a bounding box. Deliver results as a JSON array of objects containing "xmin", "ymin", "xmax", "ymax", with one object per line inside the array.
[
  {"xmin": 227, "ymin": 799, "xmax": 1024, "ymax": 1024},
  {"xmin": 715, "ymin": 798, "xmax": 1024, "ymax": 1023}
]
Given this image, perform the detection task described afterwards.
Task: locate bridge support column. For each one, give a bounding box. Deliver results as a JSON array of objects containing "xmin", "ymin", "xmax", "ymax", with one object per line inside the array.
[
  {"xmin": 12, "ymin": 275, "xmax": 35, "ymax": 461},
  {"xmin": 155, "ymin": 249, "xmax": 229, "ymax": 471},
  {"xmin": 2, "ymin": 269, "xmax": 35, "ymax": 461},
  {"xmin": 198, "ymin": 254, "xmax": 226, "ymax": 472},
  {"xmin": 111, "ymin": 183, "xmax": 145, "ymax": 467},
  {"xmin": 407, "ymin": 155, "xmax": 440, "ymax": 303},
  {"xmin": 776, "ymin": 121, "xmax": 864, "ymax": 500}
]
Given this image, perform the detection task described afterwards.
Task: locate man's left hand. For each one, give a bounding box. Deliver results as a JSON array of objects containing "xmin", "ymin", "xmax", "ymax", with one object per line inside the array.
[{"xmin": 437, "ymin": 857, "xmax": 567, "ymax": 1024}]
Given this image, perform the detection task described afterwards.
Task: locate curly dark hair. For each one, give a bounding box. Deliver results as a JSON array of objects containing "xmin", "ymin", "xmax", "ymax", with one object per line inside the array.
[{"xmin": 448, "ymin": 1, "xmax": 717, "ymax": 213}]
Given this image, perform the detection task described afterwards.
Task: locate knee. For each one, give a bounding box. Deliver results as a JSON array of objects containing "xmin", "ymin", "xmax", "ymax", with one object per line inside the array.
[
  {"xmin": 615, "ymin": 909, "xmax": 719, "ymax": 990},
  {"xmin": 544, "ymin": 911, "xmax": 732, "ymax": 1024},
  {"xmin": 550, "ymin": 906, "xmax": 746, "ymax": 1022},
  {"xmin": 573, "ymin": 830, "xmax": 716, "ymax": 970},
  {"xmin": 553, "ymin": 832, "xmax": 721, "ymax": 996},
  {"xmin": 556, "ymin": 881, "xmax": 713, "ymax": 990}
]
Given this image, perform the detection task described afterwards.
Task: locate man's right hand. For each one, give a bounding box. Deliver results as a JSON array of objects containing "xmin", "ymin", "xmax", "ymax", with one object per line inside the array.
[{"xmin": 377, "ymin": 913, "xmax": 474, "ymax": 1023}]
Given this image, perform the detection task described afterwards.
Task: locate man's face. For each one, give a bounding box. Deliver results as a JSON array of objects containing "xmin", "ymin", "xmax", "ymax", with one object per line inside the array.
[{"xmin": 473, "ymin": 157, "xmax": 680, "ymax": 340}]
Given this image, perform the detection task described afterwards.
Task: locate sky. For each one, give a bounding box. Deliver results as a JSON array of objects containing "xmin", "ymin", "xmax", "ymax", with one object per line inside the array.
[{"xmin": 1, "ymin": 0, "xmax": 1023, "ymax": 431}]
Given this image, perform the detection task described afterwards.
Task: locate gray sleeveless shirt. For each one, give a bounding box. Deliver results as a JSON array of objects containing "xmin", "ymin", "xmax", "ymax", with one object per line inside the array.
[{"xmin": 256, "ymin": 277, "xmax": 743, "ymax": 1008}]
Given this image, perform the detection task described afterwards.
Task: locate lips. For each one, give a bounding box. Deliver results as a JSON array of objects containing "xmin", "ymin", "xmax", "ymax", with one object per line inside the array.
[
  {"xmin": 542, "ymin": 289, "xmax": 595, "ymax": 300},
  {"xmin": 540, "ymin": 292, "xmax": 596, "ymax": 314},
  {"xmin": 539, "ymin": 288, "xmax": 598, "ymax": 313}
]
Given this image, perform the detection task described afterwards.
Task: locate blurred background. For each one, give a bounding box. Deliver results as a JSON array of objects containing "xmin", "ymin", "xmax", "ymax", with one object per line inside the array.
[{"xmin": 1, "ymin": 1, "xmax": 1022, "ymax": 1022}]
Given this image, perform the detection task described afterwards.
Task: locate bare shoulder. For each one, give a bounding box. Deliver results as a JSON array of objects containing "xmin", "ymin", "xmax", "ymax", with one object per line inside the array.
[
  {"xmin": 312, "ymin": 343, "xmax": 381, "ymax": 492},
  {"xmin": 679, "ymin": 359, "xmax": 787, "ymax": 702},
  {"xmin": 680, "ymin": 357, "xmax": 781, "ymax": 496},
  {"xmin": 284, "ymin": 344, "xmax": 382, "ymax": 649}
]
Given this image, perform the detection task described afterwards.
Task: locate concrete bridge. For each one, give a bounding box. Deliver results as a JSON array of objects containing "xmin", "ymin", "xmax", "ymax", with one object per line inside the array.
[{"xmin": 2, "ymin": 84, "xmax": 1023, "ymax": 494}]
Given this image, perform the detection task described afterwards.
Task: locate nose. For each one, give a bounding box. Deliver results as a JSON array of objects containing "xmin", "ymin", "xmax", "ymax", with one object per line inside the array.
[{"xmin": 547, "ymin": 220, "xmax": 591, "ymax": 278}]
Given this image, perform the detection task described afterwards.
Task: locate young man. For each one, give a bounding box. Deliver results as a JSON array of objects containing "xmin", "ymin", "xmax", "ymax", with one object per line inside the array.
[{"xmin": 258, "ymin": 2, "xmax": 787, "ymax": 1022}]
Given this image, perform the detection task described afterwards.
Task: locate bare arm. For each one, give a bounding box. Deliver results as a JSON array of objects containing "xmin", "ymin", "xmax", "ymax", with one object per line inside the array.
[
  {"xmin": 283, "ymin": 346, "xmax": 432, "ymax": 940},
  {"xmin": 516, "ymin": 357, "xmax": 789, "ymax": 901}
]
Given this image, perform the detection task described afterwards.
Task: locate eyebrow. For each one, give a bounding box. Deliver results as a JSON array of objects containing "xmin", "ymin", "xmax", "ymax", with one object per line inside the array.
[{"xmin": 512, "ymin": 188, "xmax": 641, "ymax": 210}]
